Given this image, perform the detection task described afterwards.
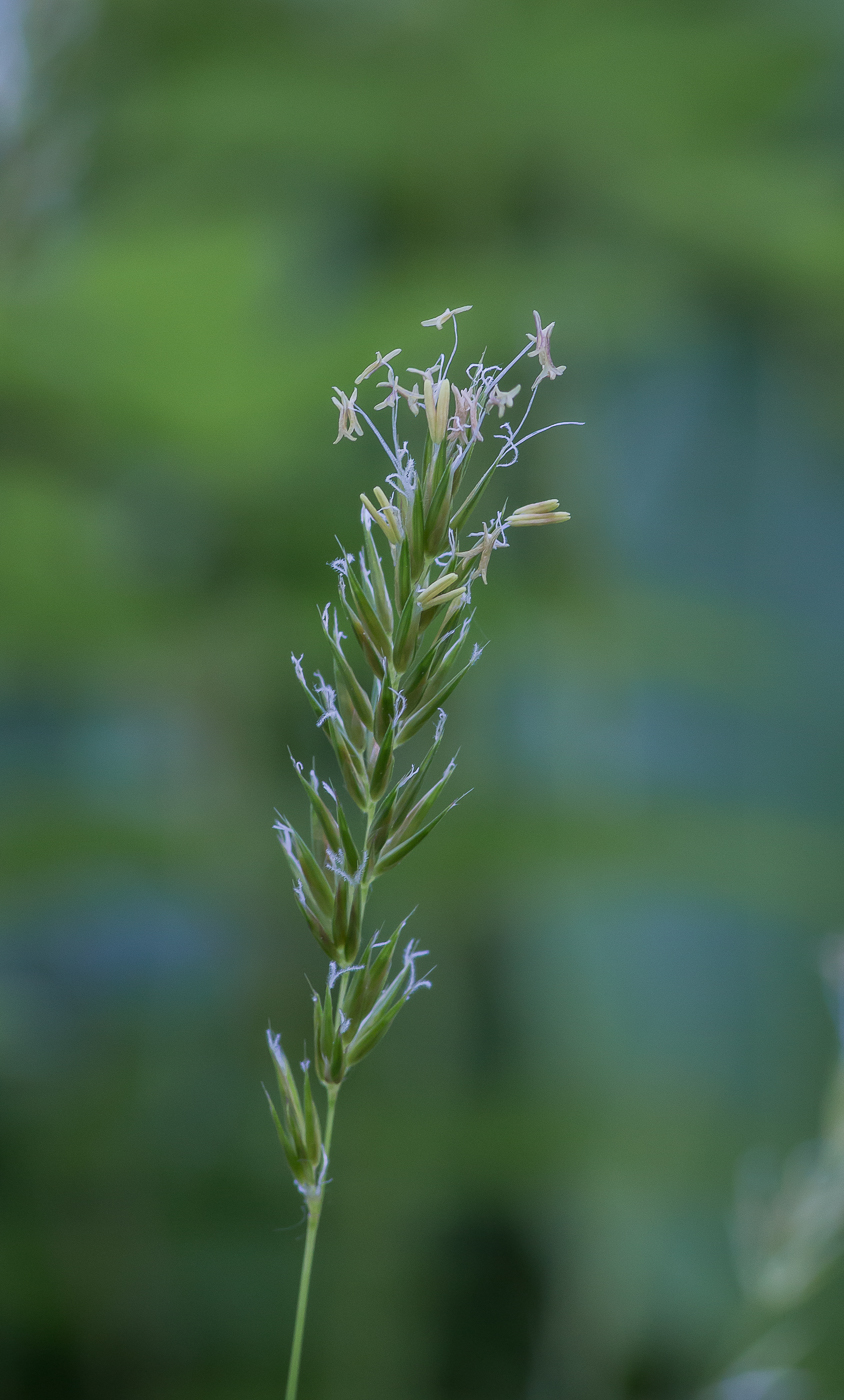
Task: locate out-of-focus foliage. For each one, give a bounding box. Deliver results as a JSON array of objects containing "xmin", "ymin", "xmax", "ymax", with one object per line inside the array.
[{"xmin": 2, "ymin": 1, "xmax": 844, "ymax": 1397}]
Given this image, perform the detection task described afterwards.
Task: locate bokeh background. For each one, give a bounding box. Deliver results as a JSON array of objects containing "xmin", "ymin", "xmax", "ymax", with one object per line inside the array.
[{"xmin": 2, "ymin": 1, "xmax": 844, "ymax": 1397}]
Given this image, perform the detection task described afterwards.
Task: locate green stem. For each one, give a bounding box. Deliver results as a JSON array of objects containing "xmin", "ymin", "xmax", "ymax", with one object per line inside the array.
[
  {"xmin": 323, "ymin": 1083, "xmax": 339, "ymax": 1158},
  {"xmin": 284, "ymin": 1085, "xmax": 339, "ymax": 1400},
  {"xmin": 284, "ymin": 1202, "xmax": 320, "ymax": 1400},
  {"xmin": 284, "ymin": 761, "xmax": 375, "ymax": 1399}
]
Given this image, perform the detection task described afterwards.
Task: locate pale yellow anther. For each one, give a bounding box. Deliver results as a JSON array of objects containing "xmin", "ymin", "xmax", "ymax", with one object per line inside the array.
[
  {"xmin": 332, "ymin": 386, "xmax": 364, "ymax": 444},
  {"xmin": 423, "ymin": 378, "xmax": 436, "ymax": 439},
  {"xmin": 434, "ymin": 380, "xmax": 450, "ymax": 443},
  {"xmin": 421, "ymin": 305, "xmax": 472, "ymax": 330},
  {"xmin": 381, "ymin": 501, "xmax": 404, "ymax": 543},
  {"xmin": 424, "ymin": 584, "xmax": 466, "ymax": 607},
  {"xmin": 508, "ymin": 514, "xmax": 571, "ymax": 526},
  {"xmin": 487, "ymin": 383, "xmax": 521, "ymax": 418},
  {"xmin": 505, "ymin": 498, "xmax": 571, "ymax": 527},
  {"xmin": 355, "ymin": 348, "xmax": 401, "ymax": 385},
  {"xmin": 527, "ymin": 312, "xmax": 565, "ymax": 388},
  {"xmin": 424, "ymin": 378, "xmax": 450, "ymax": 444},
  {"xmin": 361, "ymin": 493, "xmax": 402, "ymax": 545},
  {"xmin": 417, "ymin": 571, "xmax": 459, "ymax": 608},
  {"xmin": 461, "ymin": 520, "xmax": 506, "ymax": 583}
]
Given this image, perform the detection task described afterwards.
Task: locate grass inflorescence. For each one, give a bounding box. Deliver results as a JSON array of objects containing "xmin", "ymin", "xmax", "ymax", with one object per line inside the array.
[{"xmin": 267, "ymin": 305, "xmax": 581, "ymax": 1400}]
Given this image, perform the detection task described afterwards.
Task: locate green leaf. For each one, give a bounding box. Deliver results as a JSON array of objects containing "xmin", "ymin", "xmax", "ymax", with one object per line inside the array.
[
  {"xmin": 266, "ymin": 1092, "xmax": 307, "ymax": 1188},
  {"xmin": 423, "ymin": 460, "xmax": 455, "ymax": 555},
  {"xmin": 329, "ymin": 1029, "xmax": 345, "ymax": 1084},
  {"xmin": 392, "ymin": 589, "xmax": 420, "ymax": 675},
  {"xmin": 396, "ymin": 536, "xmax": 411, "ymax": 612},
  {"xmin": 449, "ymin": 459, "xmax": 499, "ymax": 534},
  {"xmin": 292, "ymin": 760, "xmax": 342, "ymax": 854},
  {"xmin": 386, "ymin": 759, "xmax": 456, "ymax": 850},
  {"xmin": 330, "ymin": 724, "xmax": 370, "ymax": 811},
  {"xmin": 291, "ymin": 658, "xmax": 323, "ymax": 720},
  {"xmin": 362, "ymin": 523, "xmax": 394, "ymax": 633},
  {"xmin": 389, "ymin": 735, "xmax": 446, "ymax": 836},
  {"xmin": 333, "ymin": 662, "xmax": 367, "ymax": 750},
  {"xmin": 400, "ymin": 618, "xmax": 460, "ymax": 703},
  {"xmin": 412, "ymin": 620, "xmax": 473, "ymax": 709},
  {"xmin": 314, "ymin": 989, "xmax": 335, "ymax": 1084},
  {"xmin": 344, "ymin": 923, "xmax": 403, "ymax": 1032},
  {"xmin": 302, "ymin": 1072, "xmax": 322, "ymax": 1167},
  {"xmin": 320, "ymin": 608, "xmax": 374, "ymax": 728},
  {"xmin": 365, "ymin": 783, "xmax": 402, "ymax": 860},
  {"xmin": 345, "ymin": 562, "xmax": 393, "ymax": 665},
  {"xmin": 373, "ymin": 676, "xmax": 395, "ymax": 745},
  {"xmin": 296, "ymin": 897, "xmax": 334, "ymax": 957},
  {"xmin": 339, "ymin": 586, "xmax": 386, "ymax": 680},
  {"xmin": 410, "ymin": 477, "xmax": 425, "ymax": 576},
  {"xmin": 344, "ymin": 887, "xmax": 362, "ymax": 962},
  {"xmin": 290, "ymin": 828, "xmax": 334, "ymax": 919},
  {"xmin": 373, "ymin": 795, "xmax": 467, "ymax": 873},
  {"xmin": 331, "ymin": 876, "xmax": 353, "ymax": 951},
  {"xmin": 363, "ymin": 925, "xmax": 403, "ymax": 1002},
  {"xmin": 334, "ymin": 798, "xmax": 360, "ymax": 873},
  {"xmin": 403, "ymin": 614, "xmax": 472, "ymax": 711},
  {"xmin": 345, "ymin": 1000, "xmax": 406, "ymax": 1067},
  {"xmin": 275, "ymin": 821, "xmax": 335, "ymax": 945},
  {"xmin": 449, "ymin": 435, "xmax": 480, "ymax": 503},
  {"xmin": 396, "ymin": 651, "xmax": 479, "ymax": 744},
  {"xmin": 369, "ymin": 724, "xmax": 394, "ymax": 801}
]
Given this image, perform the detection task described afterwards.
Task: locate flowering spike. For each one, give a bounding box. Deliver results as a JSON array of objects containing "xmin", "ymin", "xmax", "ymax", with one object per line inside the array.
[{"xmin": 270, "ymin": 307, "xmax": 582, "ymax": 1396}]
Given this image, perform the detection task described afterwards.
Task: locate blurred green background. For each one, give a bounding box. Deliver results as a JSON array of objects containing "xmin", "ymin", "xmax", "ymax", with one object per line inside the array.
[{"xmin": 2, "ymin": 1, "xmax": 844, "ymax": 1397}]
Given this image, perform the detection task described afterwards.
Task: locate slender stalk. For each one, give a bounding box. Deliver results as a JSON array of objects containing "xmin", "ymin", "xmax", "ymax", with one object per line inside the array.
[
  {"xmin": 285, "ymin": 1203, "xmax": 320, "ymax": 1400},
  {"xmin": 323, "ymin": 1084, "xmax": 339, "ymax": 1159},
  {"xmin": 284, "ymin": 1085, "xmax": 339, "ymax": 1400}
]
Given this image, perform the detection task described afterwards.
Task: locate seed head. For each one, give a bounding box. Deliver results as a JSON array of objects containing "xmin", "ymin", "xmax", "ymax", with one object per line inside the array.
[{"xmin": 274, "ymin": 305, "xmax": 582, "ymax": 1201}]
